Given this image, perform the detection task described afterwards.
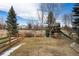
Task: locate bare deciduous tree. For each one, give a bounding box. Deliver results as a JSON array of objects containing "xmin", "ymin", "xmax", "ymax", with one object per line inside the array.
[
  {"xmin": 63, "ymin": 14, "xmax": 73, "ymax": 27},
  {"xmin": 38, "ymin": 3, "xmax": 64, "ymax": 28},
  {"xmin": 0, "ymin": 17, "xmax": 4, "ymax": 30}
]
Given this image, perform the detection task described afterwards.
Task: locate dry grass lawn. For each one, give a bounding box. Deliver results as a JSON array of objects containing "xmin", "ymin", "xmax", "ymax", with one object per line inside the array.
[
  {"xmin": 10, "ymin": 37, "xmax": 79, "ymax": 56},
  {"xmin": 0, "ymin": 30, "xmax": 7, "ymax": 38}
]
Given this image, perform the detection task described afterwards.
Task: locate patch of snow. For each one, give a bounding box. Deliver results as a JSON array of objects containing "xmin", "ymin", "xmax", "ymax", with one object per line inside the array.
[
  {"xmin": 70, "ymin": 42, "xmax": 79, "ymax": 52},
  {"xmin": 70, "ymin": 42, "xmax": 76, "ymax": 48},
  {"xmin": 1, "ymin": 43, "xmax": 25, "ymax": 56}
]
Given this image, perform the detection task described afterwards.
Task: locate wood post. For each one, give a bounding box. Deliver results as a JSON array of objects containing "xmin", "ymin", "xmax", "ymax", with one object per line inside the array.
[{"xmin": 8, "ymin": 34, "xmax": 11, "ymax": 46}]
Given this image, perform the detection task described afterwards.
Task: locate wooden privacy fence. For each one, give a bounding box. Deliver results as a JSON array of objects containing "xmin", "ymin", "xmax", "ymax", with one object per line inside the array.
[{"xmin": 0, "ymin": 34, "xmax": 23, "ymax": 54}]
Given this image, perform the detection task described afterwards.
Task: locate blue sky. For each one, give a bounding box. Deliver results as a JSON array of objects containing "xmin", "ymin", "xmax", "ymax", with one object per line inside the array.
[
  {"xmin": 63, "ymin": 3, "xmax": 74, "ymax": 14},
  {"xmin": 56, "ymin": 3, "xmax": 74, "ymax": 27},
  {"xmin": 0, "ymin": 3, "xmax": 75, "ymax": 26}
]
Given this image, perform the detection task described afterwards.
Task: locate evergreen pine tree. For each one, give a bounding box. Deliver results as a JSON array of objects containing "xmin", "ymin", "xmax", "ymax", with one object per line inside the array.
[
  {"xmin": 46, "ymin": 11, "xmax": 55, "ymax": 37},
  {"xmin": 72, "ymin": 3, "xmax": 79, "ymax": 43},
  {"xmin": 47, "ymin": 11, "xmax": 55, "ymax": 27},
  {"xmin": 6, "ymin": 6, "xmax": 18, "ymax": 37}
]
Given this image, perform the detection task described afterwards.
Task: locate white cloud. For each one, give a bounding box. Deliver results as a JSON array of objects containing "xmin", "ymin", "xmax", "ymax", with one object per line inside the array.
[{"xmin": 0, "ymin": 1, "xmax": 39, "ymax": 20}]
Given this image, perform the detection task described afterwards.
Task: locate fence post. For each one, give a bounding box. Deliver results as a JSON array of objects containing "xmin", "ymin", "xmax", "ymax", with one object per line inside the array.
[{"xmin": 9, "ymin": 34, "xmax": 11, "ymax": 46}]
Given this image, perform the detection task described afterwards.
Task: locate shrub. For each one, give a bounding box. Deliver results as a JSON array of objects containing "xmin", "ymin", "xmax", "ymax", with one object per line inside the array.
[
  {"xmin": 24, "ymin": 32, "xmax": 34, "ymax": 37},
  {"xmin": 35, "ymin": 33, "xmax": 44, "ymax": 37}
]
